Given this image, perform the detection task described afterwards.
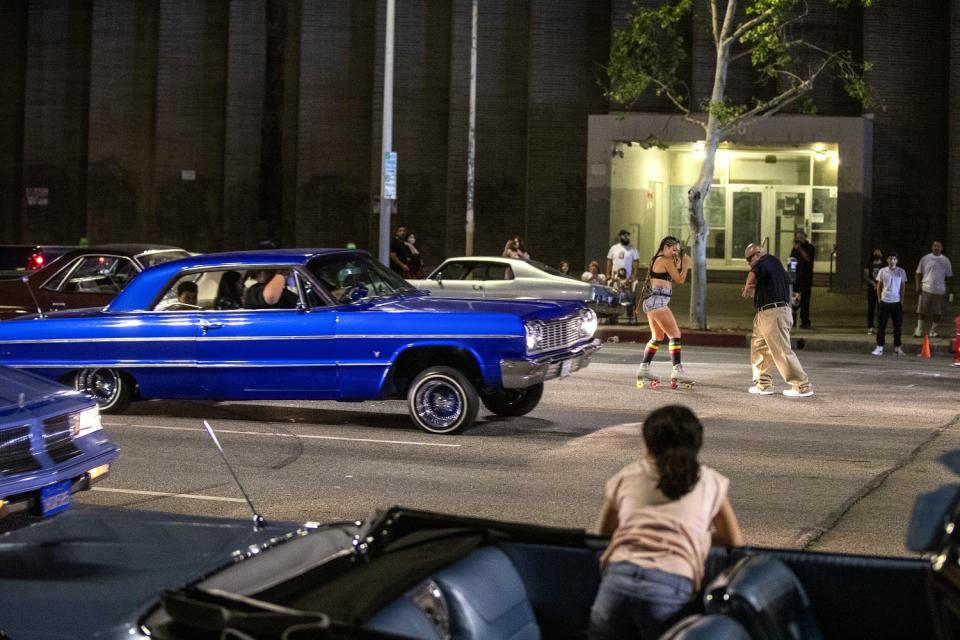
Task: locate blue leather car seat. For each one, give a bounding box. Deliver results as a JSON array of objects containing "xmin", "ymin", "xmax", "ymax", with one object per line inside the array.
[
  {"xmin": 660, "ymin": 614, "xmax": 753, "ymax": 640},
  {"xmin": 364, "ymin": 595, "xmax": 445, "ymax": 640},
  {"xmin": 703, "ymin": 555, "xmax": 823, "ymax": 640},
  {"xmin": 364, "ymin": 545, "xmax": 540, "ymax": 640},
  {"xmin": 432, "ymin": 545, "xmax": 540, "ymax": 640}
]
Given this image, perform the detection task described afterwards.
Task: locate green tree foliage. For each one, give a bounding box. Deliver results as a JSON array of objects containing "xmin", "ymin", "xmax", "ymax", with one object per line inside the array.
[{"xmin": 606, "ymin": 0, "xmax": 877, "ymax": 328}]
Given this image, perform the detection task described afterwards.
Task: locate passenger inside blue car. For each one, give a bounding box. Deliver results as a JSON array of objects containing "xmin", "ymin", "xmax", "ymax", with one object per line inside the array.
[
  {"xmin": 243, "ymin": 269, "xmax": 298, "ymax": 309},
  {"xmin": 215, "ymin": 270, "xmax": 244, "ymax": 310}
]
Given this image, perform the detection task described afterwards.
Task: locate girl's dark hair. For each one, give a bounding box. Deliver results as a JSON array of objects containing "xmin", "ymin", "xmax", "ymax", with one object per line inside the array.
[
  {"xmin": 649, "ymin": 236, "xmax": 681, "ymax": 270},
  {"xmin": 642, "ymin": 405, "xmax": 703, "ymax": 500}
]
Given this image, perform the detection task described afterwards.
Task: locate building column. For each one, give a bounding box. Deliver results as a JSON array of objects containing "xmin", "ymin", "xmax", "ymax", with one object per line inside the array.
[{"xmin": 949, "ymin": 0, "xmax": 960, "ymax": 257}]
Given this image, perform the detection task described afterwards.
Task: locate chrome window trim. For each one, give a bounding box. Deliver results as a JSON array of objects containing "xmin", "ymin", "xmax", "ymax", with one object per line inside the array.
[{"xmin": 41, "ymin": 254, "xmax": 139, "ymax": 293}]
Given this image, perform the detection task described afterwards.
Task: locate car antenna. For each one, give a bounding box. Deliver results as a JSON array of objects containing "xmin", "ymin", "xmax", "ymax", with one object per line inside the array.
[
  {"xmin": 21, "ymin": 275, "xmax": 45, "ymax": 318},
  {"xmin": 202, "ymin": 420, "xmax": 265, "ymax": 531}
]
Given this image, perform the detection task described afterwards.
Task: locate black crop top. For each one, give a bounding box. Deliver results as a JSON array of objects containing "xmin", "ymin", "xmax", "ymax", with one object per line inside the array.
[{"xmin": 649, "ymin": 258, "xmax": 673, "ymax": 282}]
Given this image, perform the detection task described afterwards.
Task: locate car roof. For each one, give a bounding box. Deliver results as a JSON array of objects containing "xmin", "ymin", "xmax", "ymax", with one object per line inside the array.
[{"xmin": 107, "ymin": 248, "xmax": 365, "ymax": 311}]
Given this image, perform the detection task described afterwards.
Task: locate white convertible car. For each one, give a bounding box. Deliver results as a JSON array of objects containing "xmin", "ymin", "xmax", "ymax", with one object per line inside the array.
[{"xmin": 408, "ymin": 256, "xmax": 621, "ymax": 314}]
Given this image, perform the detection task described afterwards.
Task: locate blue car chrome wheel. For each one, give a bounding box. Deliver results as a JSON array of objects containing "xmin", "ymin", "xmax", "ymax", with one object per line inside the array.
[
  {"xmin": 73, "ymin": 368, "xmax": 131, "ymax": 414},
  {"xmin": 407, "ymin": 366, "xmax": 479, "ymax": 435}
]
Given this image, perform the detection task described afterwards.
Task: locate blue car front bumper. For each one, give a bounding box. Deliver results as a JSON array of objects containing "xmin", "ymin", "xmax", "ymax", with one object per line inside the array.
[{"xmin": 499, "ymin": 339, "xmax": 601, "ymax": 388}]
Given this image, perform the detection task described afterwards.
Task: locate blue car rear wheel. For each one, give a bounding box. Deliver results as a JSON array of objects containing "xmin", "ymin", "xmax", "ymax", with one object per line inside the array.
[{"xmin": 408, "ymin": 366, "xmax": 479, "ymax": 435}]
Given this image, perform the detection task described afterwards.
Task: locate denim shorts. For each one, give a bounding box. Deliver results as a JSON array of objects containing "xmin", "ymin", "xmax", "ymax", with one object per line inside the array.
[
  {"xmin": 588, "ymin": 562, "xmax": 694, "ymax": 640},
  {"xmin": 641, "ymin": 286, "xmax": 672, "ymax": 314}
]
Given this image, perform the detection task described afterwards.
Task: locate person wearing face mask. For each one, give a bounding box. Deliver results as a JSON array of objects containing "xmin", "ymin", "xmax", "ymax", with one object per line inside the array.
[
  {"xmin": 403, "ymin": 231, "xmax": 423, "ymax": 278},
  {"xmin": 606, "ymin": 230, "xmax": 641, "ymax": 322},
  {"xmin": 872, "ymin": 251, "xmax": 907, "ymax": 356},
  {"xmin": 863, "ymin": 248, "xmax": 884, "ymax": 334}
]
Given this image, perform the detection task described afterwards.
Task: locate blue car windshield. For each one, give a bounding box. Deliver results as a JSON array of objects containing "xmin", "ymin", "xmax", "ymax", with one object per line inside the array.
[{"xmin": 307, "ymin": 253, "xmax": 417, "ymax": 304}]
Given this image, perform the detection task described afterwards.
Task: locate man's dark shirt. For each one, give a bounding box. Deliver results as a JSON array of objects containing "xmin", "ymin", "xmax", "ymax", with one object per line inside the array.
[
  {"xmin": 752, "ymin": 254, "xmax": 791, "ymax": 309},
  {"xmin": 389, "ymin": 236, "xmax": 410, "ymax": 273},
  {"xmin": 789, "ymin": 241, "xmax": 815, "ymax": 288},
  {"xmin": 243, "ymin": 283, "xmax": 298, "ymax": 309}
]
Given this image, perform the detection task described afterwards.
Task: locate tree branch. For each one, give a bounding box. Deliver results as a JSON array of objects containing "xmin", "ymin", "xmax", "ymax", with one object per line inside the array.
[
  {"xmin": 719, "ymin": 51, "xmax": 839, "ymax": 134},
  {"xmin": 718, "ymin": 0, "xmax": 739, "ymax": 43},
  {"xmin": 711, "ymin": 0, "xmax": 720, "ymax": 46}
]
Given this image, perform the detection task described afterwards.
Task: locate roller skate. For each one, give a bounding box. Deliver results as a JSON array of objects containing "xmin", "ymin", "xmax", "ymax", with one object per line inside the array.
[
  {"xmin": 636, "ymin": 363, "xmax": 660, "ymax": 389},
  {"xmin": 670, "ymin": 365, "xmax": 695, "ymax": 390}
]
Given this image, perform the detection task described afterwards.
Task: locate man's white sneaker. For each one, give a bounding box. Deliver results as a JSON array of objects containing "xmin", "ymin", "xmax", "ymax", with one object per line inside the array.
[
  {"xmin": 748, "ymin": 385, "xmax": 774, "ymax": 395},
  {"xmin": 894, "ymin": 346, "xmax": 907, "ymax": 356},
  {"xmin": 930, "ymin": 331, "xmax": 939, "ymax": 338},
  {"xmin": 871, "ymin": 345, "xmax": 884, "ymax": 356},
  {"xmin": 913, "ymin": 330, "xmax": 922, "ymax": 338},
  {"xmin": 783, "ymin": 388, "xmax": 814, "ymax": 397}
]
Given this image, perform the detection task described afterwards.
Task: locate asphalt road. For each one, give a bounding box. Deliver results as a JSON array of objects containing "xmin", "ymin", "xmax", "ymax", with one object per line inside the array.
[{"xmin": 72, "ymin": 345, "xmax": 960, "ymax": 557}]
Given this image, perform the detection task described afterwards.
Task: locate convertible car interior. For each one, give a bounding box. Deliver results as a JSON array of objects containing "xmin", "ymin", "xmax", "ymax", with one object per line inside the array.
[{"xmin": 149, "ymin": 507, "xmax": 938, "ymax": 639}]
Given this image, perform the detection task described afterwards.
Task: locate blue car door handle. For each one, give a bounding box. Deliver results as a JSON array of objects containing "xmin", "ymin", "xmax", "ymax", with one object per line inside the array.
[{"xmin": 200, "ymin": 321, "xmax": 223, "ymax": 334}]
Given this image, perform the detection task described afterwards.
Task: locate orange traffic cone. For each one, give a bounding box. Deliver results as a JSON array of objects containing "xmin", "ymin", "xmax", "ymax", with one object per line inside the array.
[{"xmin": 919, "ymin": 334, "xmax": 932, "ymax": 358}]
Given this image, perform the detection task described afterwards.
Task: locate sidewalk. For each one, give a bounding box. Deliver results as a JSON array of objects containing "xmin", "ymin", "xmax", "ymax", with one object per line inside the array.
[{"xmin": 598, "ymin": 283, "xmax": 958, "ymax": 358}]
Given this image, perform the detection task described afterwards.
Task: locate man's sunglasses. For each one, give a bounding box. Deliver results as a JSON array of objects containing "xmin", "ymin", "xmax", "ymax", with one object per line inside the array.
[{"xmin": 745, "ymin": 252, "xmax": 758, "ymax": 263}]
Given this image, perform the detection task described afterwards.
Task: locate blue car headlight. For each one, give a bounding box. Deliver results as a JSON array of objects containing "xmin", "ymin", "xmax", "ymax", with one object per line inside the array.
[
  {"xmin": 580, "ymin": 308, "xmax": 598, "ymax": 337},
  {"xmin": 70, "ymin": 406, "xmax": 102, "ymax": 438},
  {"xmin": 525, "ymin": 321, "xmax": 543, "ymax": 352}
]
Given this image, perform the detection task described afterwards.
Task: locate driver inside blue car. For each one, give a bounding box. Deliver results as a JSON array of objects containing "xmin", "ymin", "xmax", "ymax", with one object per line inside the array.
[{"xmin": 243, "ymin": 269, "xmax": 298, "ymax": 309}]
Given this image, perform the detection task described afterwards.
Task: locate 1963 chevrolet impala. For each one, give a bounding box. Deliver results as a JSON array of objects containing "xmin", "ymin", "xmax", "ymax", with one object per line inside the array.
[{"xmin": 0, "ymin": 249, "xmax": 600, "ymax": 434}]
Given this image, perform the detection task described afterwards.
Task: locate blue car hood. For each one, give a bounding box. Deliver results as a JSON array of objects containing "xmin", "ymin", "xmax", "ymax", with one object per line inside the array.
[
  {"xmin": 0, "ymin": 509, "xmax": 303, "ymax": 639},
  {"xmin": 366, "ymin": 294, "xmax": 582, "ymax": 318},
  {"xmin": 0, "ymin": 367, "xmax": 90, "ymax": 413}
]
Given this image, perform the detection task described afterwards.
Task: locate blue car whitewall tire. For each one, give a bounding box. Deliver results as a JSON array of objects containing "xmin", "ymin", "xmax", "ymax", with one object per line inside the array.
[
  {"xmin": 407, "ymin": 366, "xmax": 479, "ymax": 435},
  {"xmin": 73, "ymin": 368, "xmax": 131, "ymax": 414}
]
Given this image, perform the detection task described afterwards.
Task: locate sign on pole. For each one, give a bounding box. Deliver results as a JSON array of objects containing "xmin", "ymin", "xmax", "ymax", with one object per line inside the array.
[{"xmin": 384, "ymin": 151, "xmax": 397, "ymax": 200}]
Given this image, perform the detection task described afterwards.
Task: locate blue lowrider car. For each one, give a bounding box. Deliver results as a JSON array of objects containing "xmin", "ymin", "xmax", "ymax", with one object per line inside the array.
[
  {"xmin": 0, "ymin": 365, "xmax": 117, "ymax": 518},
  {"xmin": 0, "ymin": 249, "xmax": 600, "ymax": 434}
]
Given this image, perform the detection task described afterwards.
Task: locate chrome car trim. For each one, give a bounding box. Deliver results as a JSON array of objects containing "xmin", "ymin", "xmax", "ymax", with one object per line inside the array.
[
  {"xmin": 0, "ymin": 334, "xmax": 519, "ymax": 345},
  {"xmin": 501, "ymin": 338, "xmax": 601, "ymax": 388},
  {"xmin": 9, "ymin": 362, "xmax": 338, "ymax": 369}
]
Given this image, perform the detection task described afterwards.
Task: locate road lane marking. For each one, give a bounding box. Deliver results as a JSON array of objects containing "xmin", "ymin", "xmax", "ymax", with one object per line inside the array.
[
  {"xmin": 91, "ymin": 487, "xmax": 248, "ymax": 503},
  {"xmin": 101, "ymin": 422, "xmax": 462, "ymax": 448}
]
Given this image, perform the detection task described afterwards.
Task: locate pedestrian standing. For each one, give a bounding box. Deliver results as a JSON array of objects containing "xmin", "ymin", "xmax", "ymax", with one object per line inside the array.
[
  {"xmin": 863, "ymin": 248, "xmax": 884, "ymax": 334},
  {"xmin": 502, "ymin": 236, "xmax": 530, "ymax": 261},
  {"xmin": 913, "ymin": 240, "xmax": 954, "ymax": 338},
  {"xmin": 389, "ymin": 225, "xmax": 411, "ymax": 276},
  {"xmin": 740, "ymin": 243, "xmax": 813, "ymax": 397},
  {"xmin": 588, "ymin": 405, "xmax": 743, "ymax": 640},
  {"xmin": 404, "ymin": 231, "xmax": 424, "ymax": 278},
  {"xmin": 789, "ymin": 229, "xmax": 815, "ymax": 329},
  {"xmin": 606, "ymin": 230, "xmax": 641, "ymax": 323},
  {"xmin": 872, "ymin": 251, "xmax": 907, "ymax": 356}
]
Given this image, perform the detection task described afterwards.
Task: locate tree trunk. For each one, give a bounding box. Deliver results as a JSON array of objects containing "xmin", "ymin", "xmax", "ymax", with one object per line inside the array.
[{"xmin": 688, "ymin": 192, "xmax": 709, "ymax": 328}]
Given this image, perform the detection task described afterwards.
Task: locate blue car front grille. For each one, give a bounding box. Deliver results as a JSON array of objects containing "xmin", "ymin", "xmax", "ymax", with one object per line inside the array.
[
  {"xmin": 0, "ymin": 426, "xmax": 41, "ymax": 475},
  {"xmin": 43, "ymin": 415, "xmax": 82, "ymax": 464}
]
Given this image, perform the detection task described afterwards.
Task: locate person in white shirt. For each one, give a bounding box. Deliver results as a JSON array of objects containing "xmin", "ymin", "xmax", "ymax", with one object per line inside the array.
[
  {"xmin": 873, "ymin": 251, "xmax": 908, "ymax": 356},
  {"xmin": 606, "ymin": 230, "xmax": 641, "ymax": 322},
  {"xmin": 913, "ymin": 240, "xmax": 954, "ymax": 338}
]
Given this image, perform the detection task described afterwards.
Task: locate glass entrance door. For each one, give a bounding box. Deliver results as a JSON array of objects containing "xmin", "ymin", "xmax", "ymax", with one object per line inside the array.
[
  {"xmin": 730, "ymin": 190, "xmax": 762, "ymax": 264},
  {"xmin": 774, "ymin": 190, "xmax": 808, "ymax": 263}
]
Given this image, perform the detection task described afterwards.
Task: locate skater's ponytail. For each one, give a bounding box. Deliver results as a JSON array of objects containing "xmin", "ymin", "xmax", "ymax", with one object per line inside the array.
[{"xmin": 642, "ymin": 405, "xmax": 703, "ymax": 500}]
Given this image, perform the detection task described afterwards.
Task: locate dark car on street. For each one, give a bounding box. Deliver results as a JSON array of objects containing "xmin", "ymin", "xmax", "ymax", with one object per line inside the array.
[
  {"xmin": 0, "ymin": 365, "xmax": 117, "ymax": 519},
  {"xmin": 0, "ymin": 244, "xmax": 191, "ymax": 319}
]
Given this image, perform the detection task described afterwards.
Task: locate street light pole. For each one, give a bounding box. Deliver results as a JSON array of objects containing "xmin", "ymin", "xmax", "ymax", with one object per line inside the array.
[
  {"xmin": 465, "ymin": 0, "xmax": 477, "ymax": 256},
  {"xmin": 378, "ymin": 0, "xmax": 396, "ymax": 266}
]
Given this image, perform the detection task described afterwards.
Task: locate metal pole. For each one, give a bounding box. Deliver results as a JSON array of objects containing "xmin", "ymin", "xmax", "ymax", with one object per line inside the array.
[
  {"xmin": 465, "ymin": 0, "xmax": 477, "ymax": 256},
  {"xmin": 378, "ymin": 0, "xmax": 396, "ymax": 266}
]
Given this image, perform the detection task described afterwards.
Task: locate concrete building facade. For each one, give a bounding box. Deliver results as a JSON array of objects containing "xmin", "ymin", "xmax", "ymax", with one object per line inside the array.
[{"xmin": 0, "ymin": 0, "xmax": 955, "ymax": 289}]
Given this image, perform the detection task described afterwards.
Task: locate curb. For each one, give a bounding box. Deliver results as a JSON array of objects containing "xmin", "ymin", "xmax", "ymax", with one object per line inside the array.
[{"xmin": 597, "ymin": 328, "xmax": 955, "ymax": 358}]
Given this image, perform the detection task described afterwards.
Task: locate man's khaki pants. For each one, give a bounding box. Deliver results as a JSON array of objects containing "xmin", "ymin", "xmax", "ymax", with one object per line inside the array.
[{"xmin": 751, "ymin": 306, "xmax": 811, "ymax": 391}]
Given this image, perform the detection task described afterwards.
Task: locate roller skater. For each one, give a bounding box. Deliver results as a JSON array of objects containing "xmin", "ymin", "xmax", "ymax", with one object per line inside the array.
[
  {"xmin": 635, "ymin": 362, "xmax": 661, "ymax": 389},
  {"xmin": 670, "ymin": 364, "xmax": 695, "ymax": 390},
  {"xmin": 635, "ymin": 236, "xmax": 692, "ymax": 390}
]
